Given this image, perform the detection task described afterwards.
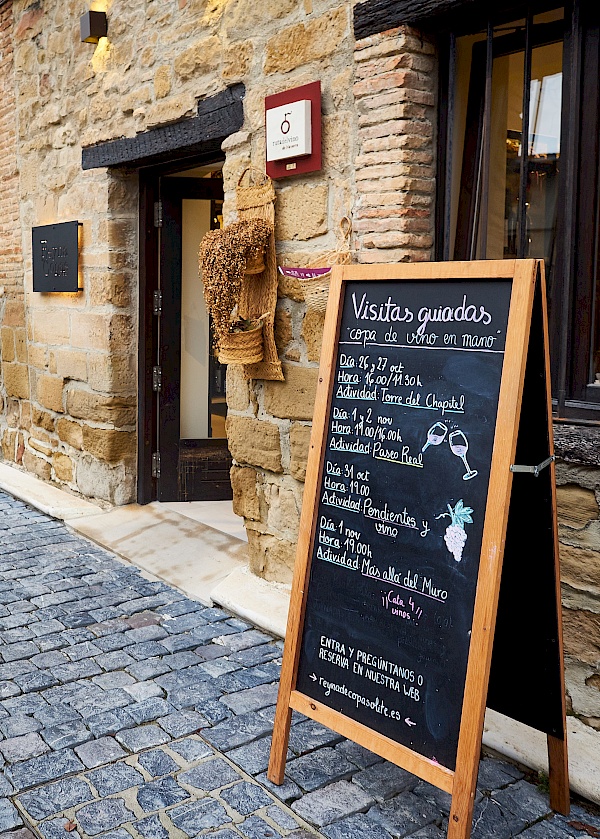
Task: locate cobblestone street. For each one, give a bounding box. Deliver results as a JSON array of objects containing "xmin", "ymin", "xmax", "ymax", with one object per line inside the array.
[{"xmin": 0, "ymin": 490, "xmax": 598, "ymax": 839}]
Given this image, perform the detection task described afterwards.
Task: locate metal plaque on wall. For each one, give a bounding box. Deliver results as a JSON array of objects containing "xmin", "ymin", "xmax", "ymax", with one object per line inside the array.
[{"xmin": 32, "ymin": 221, "xmax": 80, "ymax": 292}]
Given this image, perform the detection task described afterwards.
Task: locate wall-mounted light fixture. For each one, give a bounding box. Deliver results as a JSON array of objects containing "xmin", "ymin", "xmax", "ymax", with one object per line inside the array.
[{"xmin": 80, "ymin": 10, "xmax": 108, "ymax": 44}]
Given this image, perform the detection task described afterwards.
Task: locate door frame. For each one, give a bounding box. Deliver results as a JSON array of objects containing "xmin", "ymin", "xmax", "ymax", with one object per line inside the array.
[{"xmin": 137, "ymin": 156, "xmax": 225, "ymax": 504}]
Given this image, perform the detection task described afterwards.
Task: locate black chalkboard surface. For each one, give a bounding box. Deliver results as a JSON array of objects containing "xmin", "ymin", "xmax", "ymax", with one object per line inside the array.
[
  {"xmin": 269, "ymin": 261, "xmax": 569, "ymax": 839},
  {"xmin": 295, "ymin": 279, "xmax": 511, "ymax": 770}
]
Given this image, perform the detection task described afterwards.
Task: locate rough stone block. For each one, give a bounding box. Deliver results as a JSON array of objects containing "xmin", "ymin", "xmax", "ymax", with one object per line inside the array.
[
  {"xmin": 32, "ymin": 408, "xmax": 55, "ymax": 432},
  {"xmin": 368, "ymin": 791, "xmax": 441, "ymax": 836},
  {"xmin": 23, "ymin": 450, "xmax": 52, "ymax": 481},
  {"xmin": 18, "ymin": 777, "xmax": 93, "ymax": 821},
  {"xmin": 86, "ymin": 762, "xmax": 144, "ymax": 797},
  {"xmin": 290, "ymin": 423, "xmax": 311, "ymax": 482},
  {"xmin": 256, "ymin": 771, "xmax": 302, "ymax": 803},
  {"xmin": 54, "ymin": 349, "xmax": 88, "ymax": 382},
  {"xmin": 82, "ymin": 426, "xmax": 136, "ymax": 463},
  {"xmin": 223, "ymin": 0, "xmax": 296, "ymax": 37},
  {"xmin": 220, "ymin": 780, "xmax": 273, "ymax": 815},
  {"xmin": 225, "ymin": 364, "xmax": 250, "ymax": 411},
  {"xmin": 75, "ymin": 736, "xmax": 127, "ymax": 769},
  {"xmin": 57, "ymin": 418, "xmax": 84, "ymax": 450},
  {"xmin": 557, "ymin": 484, "xmax": 599, "ymax": 528},
  {"xmin": 0, "ymin": 800, "xmax": 22, "ymax": 833},
  {"xmin": 37, "ymin": 375, "xmax": 65, "ymax": 413},
  {"xmin": 322, "ymin": 813, "xmax": 396, "ymax": 839},
  {"xmin": 287, "ymin": 748, "xmax": 356, "ymax": 793},
  {"xmin": 179, "ymin": 757, "xmax": 240, "ymax": 793},
  {"xmin": 263, "ymin": 364, "xmax": 318, "ymax": 420},
  {"xmin": 66, "ymin": 390, "xmax": 136, "ymax": 427},
  {"xmin": 168, "ymin": 799, "xmax": 231, "ymax": 834},
  {"xmin": 4, "ymin": 364, "xmax": 30, "ymax": 400},
  {"xmin": 560, "ymin": 544, "xmax": 600, "ymax": 595},
  {"xmin": 352, "ymin": 761, "xmax": 418, "ymax": 801},
  {"xmin": 302, "ymin": 309, "xmax": 326, "ymax": 363},
  {"xmin": 134, "ymin": 815, "xmax": 169, "ymax": 839},
  {"xmin": 231, "ymin": 466, "xmax": 260, "ymax": 521},
  {"xmin": 276, "ymin": 184, "xmax": 329, "ymax": 241},
  {"xmin": 275, "ymin": 308, "xmax": 293, "ymax": 352},
  {"xmin": 335, "ymin": 742, "xmax": 382, "ymax": 772},
  {"xmin": 154, "ymin": 65, "xmax": 172, "ymax": 99},
  {"xmin": 305, "ymin": 6, "xmax": 349, "ymax": 63},
  {"xmin": 563, "ymin": 607, "xmax": 600, "ymax": 665},
  {"xmin": 52, "ymin": 453, "xmax": 74, "ymax": 483},
  {"xmin": 88, "ymin": 272, "xmax": 131, "ymax": 309},
  {"xmin": 2, "ymin": 430, "xmax": 17, "ymax": 462},
  {"xmin": 87, "ymin": 353, "xmax": 135, "ymax": 395},
  {"xmin": 137, "ymin": 749, "xmax": 179, "ymax": 778},
  {"xmin": 264, "ymin": 23, "xmax": 307, "ymax": 74},
  {"xmin": 288, "ymin": 719, "xmax": 343, "ymax": 755},
  {"xmin": 146, "ymin": 94, "xmax": 197, "ymax": 130},
  {"xmin": 137, "ymin": 777, "xmax": 190, "ymax": 812},
  {"xmin": 76, "ymin": 455, "xmax": 135, "ymax": 505},
  {"xmin": 115, "ymin": 724, "xmax": 170, "ymax": 752},
  {"xmin": 6, "ymin": 748, "xmax": 84, "ymax": 792},
  {"xmin": 202, "ymin": 712, "xmax": 272, "ymax": 752},
  {"xmin": 226, "ymin": 416, "xmax": 282, "ymax": 473},
  {"xmin": 1, "ymin": 328, "xmax": 15, "ymax": 362},
  {"xmin": 0, "ymin": 732, "xmax": 49, "ymax": 764},
  {"xmin": 173, "ymin": 35, "xmax": 221, "ymax": 80},
  {"xmin": 75, "ymin": 798, "xmax": 135, "ymax": 837},
  {"xmin": 31, "ymin": 310, "xmax": 70, "ymax": 345},
  {"xmin": 222, "ymin": 40, "xmax": 253, "ymax": 80},
  {"xmin": 1, "ymin": 715, "xmax": 42, "ymax": 739},
  {"xmin": 291, "ymin": 780, "xmax": 375, "ymax": 827},
  {"xmin": 168, "ymin": 737, "xmax": 213, "ymax": 763},
  {"xmin": 221, "ymin": 683, "xmax": 279, "ymax": 715},
  {"xmin": 41, "ymin": 720, "xmax": 91, "ymax": 750},
  {"xmin": 246, "ymin": 529, "xmax": 296, "ymax": 583},
  {"xmin": 237, "ymin": 815, "xmax": 285, "ymax": 838}
]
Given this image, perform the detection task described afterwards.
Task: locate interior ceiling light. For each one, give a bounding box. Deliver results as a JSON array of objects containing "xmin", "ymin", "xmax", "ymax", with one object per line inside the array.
[{"xmin": 80, "ymin": 11, "xmax": 108, "ymax": 44}]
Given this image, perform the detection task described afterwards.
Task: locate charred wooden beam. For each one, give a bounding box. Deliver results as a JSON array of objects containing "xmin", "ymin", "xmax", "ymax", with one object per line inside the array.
[
  {"xmin": 82, "ymin": 84, "xmax": 245, "ymax": 170},
  {"xmin": 354, "ymin": 0, "xmax": 525, "ymax": 39}
]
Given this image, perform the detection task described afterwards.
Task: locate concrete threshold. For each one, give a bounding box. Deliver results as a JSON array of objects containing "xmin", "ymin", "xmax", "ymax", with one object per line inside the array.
[{"xmin": 0, "ymin": 461, "xmax": 597, "ymax": 805}]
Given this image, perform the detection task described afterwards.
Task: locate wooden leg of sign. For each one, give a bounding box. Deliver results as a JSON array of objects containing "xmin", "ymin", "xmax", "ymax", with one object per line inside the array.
[
  {"xmin": 447, "ymin": 751, "xmax": 480, "ymax": 839},
  {"xmin": 268, "ymin": 695, "xmax": 292, "ymax": 784},
  {"xmin": 547, "ymin": 734, "xmax": 570, "ymax": 815}
]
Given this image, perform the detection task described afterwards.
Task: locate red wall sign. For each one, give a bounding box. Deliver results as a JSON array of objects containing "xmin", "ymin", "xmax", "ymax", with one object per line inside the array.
[{"xmin": 265, "ymin": 81, "xmax": 322, "ymax": 180}]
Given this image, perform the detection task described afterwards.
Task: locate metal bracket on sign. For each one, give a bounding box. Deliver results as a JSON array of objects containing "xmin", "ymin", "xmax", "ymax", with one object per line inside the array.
[{"xmin": 510, "ymin": 455, "xmax": 555, "ymax": 477}]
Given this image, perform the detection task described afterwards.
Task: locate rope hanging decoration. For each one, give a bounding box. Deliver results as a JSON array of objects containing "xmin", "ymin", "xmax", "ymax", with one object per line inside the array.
[
  {"xmin": 199, "ymin": 218, "xmax": 273, "ymax": 365},
  {"xmin": 235, "ymin": 167, "xmax": 284, "ymax": 382}
]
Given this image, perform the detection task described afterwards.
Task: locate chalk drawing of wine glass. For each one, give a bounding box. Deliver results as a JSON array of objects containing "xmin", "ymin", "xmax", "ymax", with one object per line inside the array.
[
  {"xmin": 421, "ymin": 421, "xmax": 448, "ymax": 453},
  {"xmin": 448, "ymin": 430, "xmax": 478, "ymax": 480}
]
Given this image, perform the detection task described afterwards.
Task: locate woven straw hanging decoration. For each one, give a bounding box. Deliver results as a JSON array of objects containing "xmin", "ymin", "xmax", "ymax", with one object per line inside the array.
[
  {"xmin": 236, "ymin": 167, "xmax": 284, "ymax": 382},
  {"xmin": 301, "ymin": 216, "xmax": 353, "ymax": 313}
]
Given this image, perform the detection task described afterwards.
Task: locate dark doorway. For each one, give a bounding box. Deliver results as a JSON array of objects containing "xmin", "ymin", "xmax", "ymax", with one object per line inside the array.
[{"xmin": 138, "ymin": 161, "xmax": 232, "ymax": 503}]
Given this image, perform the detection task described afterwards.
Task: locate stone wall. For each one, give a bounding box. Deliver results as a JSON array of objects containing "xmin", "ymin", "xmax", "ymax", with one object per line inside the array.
[
  {"xmin": 0, "ymin": 0, "xmax": 358, "ymax": 504},
  {"xmin": 0, "ymin": 0, "xmax": 26, "ymax": 470},
  {"xmin": 555, "ymin": 428, "xmax": 600, "ymax": 734},
  {"xmin": 224, "ymin": 23, "xmax": 438, "ymax": 584}
]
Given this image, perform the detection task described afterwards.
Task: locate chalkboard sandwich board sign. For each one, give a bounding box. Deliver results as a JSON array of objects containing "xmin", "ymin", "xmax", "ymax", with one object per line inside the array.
[{"xmin": 268, "ymin": 260, "xmax": 569, "ymax": 839}]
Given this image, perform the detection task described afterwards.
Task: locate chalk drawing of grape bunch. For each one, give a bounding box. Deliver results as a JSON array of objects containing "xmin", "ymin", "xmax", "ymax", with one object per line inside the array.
[{"xmin": 437, "ymin": 500, "xmax": 473, "ymax": 562}]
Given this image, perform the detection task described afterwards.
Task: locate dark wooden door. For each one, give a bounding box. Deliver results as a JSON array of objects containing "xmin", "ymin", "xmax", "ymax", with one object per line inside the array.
[{"xmin": 156, "ymin": 176, "xmax": 232, "ymax": 502}]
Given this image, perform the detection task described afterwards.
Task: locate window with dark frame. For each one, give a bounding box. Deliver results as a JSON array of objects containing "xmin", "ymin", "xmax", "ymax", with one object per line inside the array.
[{"xmin": 436, "ymin": 0, "xmax": 600, "ymax": 421}]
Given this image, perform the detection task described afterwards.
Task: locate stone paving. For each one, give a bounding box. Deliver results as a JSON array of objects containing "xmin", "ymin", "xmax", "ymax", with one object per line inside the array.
[{"xmin": 0, "ymin": 491, "xmax": 599, "ymax": 839}]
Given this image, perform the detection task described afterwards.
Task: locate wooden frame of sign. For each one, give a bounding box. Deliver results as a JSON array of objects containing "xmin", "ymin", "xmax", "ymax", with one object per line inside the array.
[{"xmin": 268, "ymin": 260, "xmax": 569, "ymax": 839}]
